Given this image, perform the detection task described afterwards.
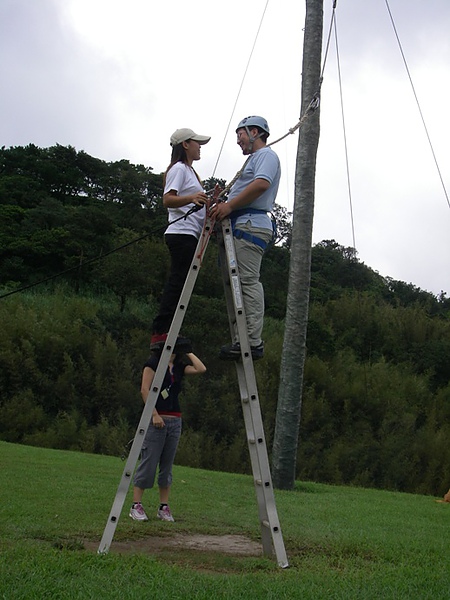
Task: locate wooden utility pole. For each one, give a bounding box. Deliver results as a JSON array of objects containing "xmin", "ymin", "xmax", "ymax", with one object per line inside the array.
[{"xmin": 272, "ymin": 0, "xmax": 324, "ymax": 490}]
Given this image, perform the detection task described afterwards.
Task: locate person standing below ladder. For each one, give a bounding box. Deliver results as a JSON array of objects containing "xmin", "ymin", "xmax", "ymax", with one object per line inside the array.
[
  {"xmin": 209, "ymin": 116, "xmax": 280, "ymax": 361},
  {"xmin": 129, "ymin": 347, "xmax": 206, "ymax": 522}
]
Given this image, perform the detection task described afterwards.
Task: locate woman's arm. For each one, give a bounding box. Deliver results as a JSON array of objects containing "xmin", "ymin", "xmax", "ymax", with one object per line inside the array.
[
  {"xmin": 184, "ymin": 352, "xmax": 207, "ymax": 375},
  {"xmin": 141, "ymin": 366, "xmax": 165, "ymax": 427},
  {"xmin": 163, "ymin": 189, "xmax": 208, "ymax": 208},
  {"xmin": 140, "ymin": 366, "xmax": 155, "ymax": 402}
]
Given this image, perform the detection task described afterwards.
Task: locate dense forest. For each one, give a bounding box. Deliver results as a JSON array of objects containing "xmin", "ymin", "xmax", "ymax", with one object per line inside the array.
[{"xmin": 1, "ymin": 144, "xmax": 449, "ymax": 496}]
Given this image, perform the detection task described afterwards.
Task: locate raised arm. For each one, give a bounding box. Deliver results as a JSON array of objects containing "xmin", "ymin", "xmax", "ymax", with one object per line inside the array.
[{"xmin": 184, "ymin": 352, "xmax": 207, "ymax": 375}]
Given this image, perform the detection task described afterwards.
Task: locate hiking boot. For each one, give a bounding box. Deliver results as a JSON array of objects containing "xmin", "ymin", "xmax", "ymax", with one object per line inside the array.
[
  {"xmin": 129, "ymin": 502, "xmax": 148, "ymax": 521},
  {"xmin": 157, "ymin": 505, "xmax": 175, "ymax": 522},
  {"xmin": 219, "ymin": 341, "xmax": 264, "ymax": 361},
  {"xmin": 219, "ymin": 342, "xmax": 241, "ymax": 360},
  {"xmin": 250, "ymin": 342, "xmax": 264, "ymax": 360}
]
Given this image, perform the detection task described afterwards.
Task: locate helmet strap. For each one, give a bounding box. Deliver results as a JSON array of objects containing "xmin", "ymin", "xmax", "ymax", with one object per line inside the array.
[{"xmin": 245, "ymin": 126, "xmax": 263, "ymax": 152}]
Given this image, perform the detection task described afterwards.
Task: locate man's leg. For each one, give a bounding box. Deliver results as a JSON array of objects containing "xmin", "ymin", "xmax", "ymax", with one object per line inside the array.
[{"xmin": 233, "ymin": 224, "xmax": 273, "ymax": 347}]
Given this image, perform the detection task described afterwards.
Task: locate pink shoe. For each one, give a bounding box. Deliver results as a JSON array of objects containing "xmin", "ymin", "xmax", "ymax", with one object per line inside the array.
[
  {"xmin": 157, "ymin": 505, "xmax": 174, "ymax": 522},
  {"xmin": 129, "ymin": 502, "xmax": 148, "ymax": 521}
]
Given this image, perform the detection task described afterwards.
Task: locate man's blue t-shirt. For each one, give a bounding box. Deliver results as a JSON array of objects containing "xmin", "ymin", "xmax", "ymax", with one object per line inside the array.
[{"xmin": 228, "ymin": 146, "xmax": 281, "ymax": 230}]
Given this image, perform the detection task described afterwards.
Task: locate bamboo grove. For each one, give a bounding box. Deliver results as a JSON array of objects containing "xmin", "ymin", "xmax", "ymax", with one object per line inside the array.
[{"xmin": 1, "ymin": 145, "xmax": 449, "ymax": 496}]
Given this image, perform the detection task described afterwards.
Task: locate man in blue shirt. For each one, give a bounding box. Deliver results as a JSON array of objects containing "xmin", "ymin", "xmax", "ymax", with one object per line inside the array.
[{"xmin": 210, "ymin": 116, "xmax": 281, "ymax": 360}]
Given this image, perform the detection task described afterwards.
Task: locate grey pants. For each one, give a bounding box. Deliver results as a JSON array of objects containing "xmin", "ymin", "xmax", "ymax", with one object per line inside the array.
[
  {"xmin": 233, "ymin": 222, "xmax": 273, "ymax": 347},
  {"xmin": 133, "ymin": 417, "xmax": 182, "ymax": 489}
]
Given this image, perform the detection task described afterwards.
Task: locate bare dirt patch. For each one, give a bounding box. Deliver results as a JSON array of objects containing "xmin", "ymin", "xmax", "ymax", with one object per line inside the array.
[{"xmin": 85, "ymin": 534, "xmax": 262, "ymax": 557}]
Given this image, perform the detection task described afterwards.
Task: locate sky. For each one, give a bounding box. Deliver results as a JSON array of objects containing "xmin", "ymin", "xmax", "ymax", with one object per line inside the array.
[{"xmin": 1, "ymin": 0, "xmax": 449, "ymax": 296}]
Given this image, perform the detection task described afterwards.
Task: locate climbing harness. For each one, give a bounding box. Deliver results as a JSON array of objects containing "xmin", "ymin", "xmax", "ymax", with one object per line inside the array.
[{"xmin": 230, "ymin": 207, "xmax": 277, "ymax": 252}]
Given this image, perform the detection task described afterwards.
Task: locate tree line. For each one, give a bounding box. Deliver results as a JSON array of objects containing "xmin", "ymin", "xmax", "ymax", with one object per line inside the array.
[{"xmin": 1, "ymin": 145, "xmax": 449, "ymax": 496}]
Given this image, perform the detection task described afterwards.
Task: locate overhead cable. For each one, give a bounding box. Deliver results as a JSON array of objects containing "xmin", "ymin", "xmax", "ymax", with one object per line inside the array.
[{"xmin": 385, "ymin": 0, "xmax": 450, "ymax": 209}]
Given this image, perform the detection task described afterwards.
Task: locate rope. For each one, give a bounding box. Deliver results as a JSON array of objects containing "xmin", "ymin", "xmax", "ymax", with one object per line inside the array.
[
  {"xmin": 1, "ymin": 2, "xmax": 341, "ymax": 298},
  {"xmin": 0, "ymin": 207, "xmax": 204, "ymax": 300},
  {"xmin": 213, "ymin": 92, "xmax": 321, "ymax": 201},
  {"xmin": 211, "ymin": 0, "xmax": 270, "ymax": 179},
  {"xmin": 267, "ymin": 0, "xmax": 337, "ymax": 148},
  {"xmin": 333, "ymin": 12, "xmax": 356, "ymax": 251},
  {"xmin": 267, "ymin": 94, "xmax": 321, "ymax": 147},
  {"xmin": 322, "ymin": 0, "xmax": 338, "ymax": 81},
  {"xmin": 211, "ymin": 91, "xmax": 322, "ymax": 202},
  {"xmin": 213, "ymin": 0, "xmax": 339, "ymax": 202},
  {"xmin": 384, "ymin": 0, "xmax": 450, "ymax": 209},
  {"xmin": 329, "ymin": 6, "xmax": 373, "ymax": 407}
]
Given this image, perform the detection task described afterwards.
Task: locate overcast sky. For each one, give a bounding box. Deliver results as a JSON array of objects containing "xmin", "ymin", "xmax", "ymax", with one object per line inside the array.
[{"xmin": 1, "ymin": 0, "xmax": 449, "ymax": 296}]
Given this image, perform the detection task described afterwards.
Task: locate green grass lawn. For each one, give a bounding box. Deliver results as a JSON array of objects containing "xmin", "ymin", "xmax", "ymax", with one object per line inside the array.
[{"xmin": 0, "ymin": 440, "xmax": 449, "ymax": 599}]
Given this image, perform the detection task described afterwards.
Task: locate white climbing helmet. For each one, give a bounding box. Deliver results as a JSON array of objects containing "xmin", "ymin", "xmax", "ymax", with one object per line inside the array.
[{"xmin": 236, "ymin": 116, "xmax": 270, "ymax": 136}]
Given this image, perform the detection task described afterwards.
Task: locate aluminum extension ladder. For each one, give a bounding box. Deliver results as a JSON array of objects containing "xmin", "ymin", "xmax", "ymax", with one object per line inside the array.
[
  {"xmin": 216, "ymin": 217, "xmax": 288, "ymax": 568},
  {"xmin": 98, "ymin": 209, "xmax": 288, "ymax": 568}
]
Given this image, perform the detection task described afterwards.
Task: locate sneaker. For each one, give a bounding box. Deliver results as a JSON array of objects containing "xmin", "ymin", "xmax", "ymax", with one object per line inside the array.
[
  {"xmin": 219, "ymin": 341, "xmax": 264, "ymax": 361},
  {"xmin": 250, "ymin": 342, "xmax": 264, "ymax": 360},
  {"xmin": 129, "ymin": 502, "xmax": 149, "ymax": 521},
  {"xmin": 157, "ymin": 505, "xmax": 175, "ymax": 522},
  {"xmin": 219, "ymin": 342, "xmax": 241, "ymax": 360}
]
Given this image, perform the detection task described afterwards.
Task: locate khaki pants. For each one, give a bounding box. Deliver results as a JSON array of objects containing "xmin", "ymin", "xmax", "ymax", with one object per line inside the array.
[{"xmin": 233, "ymin": 222, "xmax": 273, "ymax": 347}]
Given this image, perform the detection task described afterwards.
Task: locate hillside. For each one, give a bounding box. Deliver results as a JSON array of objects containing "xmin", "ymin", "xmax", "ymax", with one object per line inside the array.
[{"xmin": 1, "ymin": 145, "xmax": 449, "ymax": 496}]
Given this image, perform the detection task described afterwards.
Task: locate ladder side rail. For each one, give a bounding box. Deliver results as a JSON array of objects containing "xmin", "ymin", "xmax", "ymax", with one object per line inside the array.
[
  {"xmin": 232, "ymin": 354, "xmax": 284, "ymax": 541},
  {"xmin": 217, "ymin": 229, "xmax": 272, "ymax": 556},
  {"xmin": 236, "ymin": 357, "xmax": 289, "ymax": 568},
  {"xmin": 219, "ymin": 217, "xmax": 276, "ymax": 472},
  {"xmin": 219, "ymin": 219, "xmax": 254, "ymax": 360},
  {"xmin": 98, "ymin": 369, "xmax": 167, "ymax": 554},
  {"xmin": 219, "ymin": 219, "xmax": 289, "ymax": 568},
  {"xmin": 233, "ymin": 365, "xmax": 274, "ymax": 557},
  {"xmin": 98, "ymin": 214, "xmax": 214, "ymax": 554}
]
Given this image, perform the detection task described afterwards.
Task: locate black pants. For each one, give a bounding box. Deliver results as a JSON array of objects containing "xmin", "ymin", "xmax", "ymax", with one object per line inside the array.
[{"xmin": 152, "ymin": 234, "xmax": 198, "ymax": 334}]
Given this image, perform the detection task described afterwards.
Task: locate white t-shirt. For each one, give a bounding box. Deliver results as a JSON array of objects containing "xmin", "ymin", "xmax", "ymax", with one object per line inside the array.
[{"xmin": 164, "ymin": 162, "xmax": 206, "ymax": 238}]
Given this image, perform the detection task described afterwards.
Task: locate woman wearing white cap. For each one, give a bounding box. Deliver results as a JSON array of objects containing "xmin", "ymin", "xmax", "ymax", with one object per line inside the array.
[{"xmin": 151, "ymin": 128, "xmax": 211, "ymax": 347}]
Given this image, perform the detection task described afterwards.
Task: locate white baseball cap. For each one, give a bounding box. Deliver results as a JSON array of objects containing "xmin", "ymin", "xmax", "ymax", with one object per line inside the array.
[{"xmin": 170, "ymin": 128, "xmax": 211, "ymax": 147}]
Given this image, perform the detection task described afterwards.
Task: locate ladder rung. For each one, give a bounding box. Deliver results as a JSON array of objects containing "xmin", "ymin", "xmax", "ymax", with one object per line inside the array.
[
  {"xmin": 255, "ymin": 479, "xmax": 271, "ymax": 488},
  {"xmin": 262, "ymin": 520, "xmax": 280, "ymax": 533}
]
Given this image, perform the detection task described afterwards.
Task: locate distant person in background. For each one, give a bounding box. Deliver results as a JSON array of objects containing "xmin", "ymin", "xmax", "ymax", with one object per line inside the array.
[
  {"xmin": 151, "ymin": 128, "xmax": 211, "ymax": 349},
  {"xmin": 436, "ymin": 488, "xmax": 450, "ymax": 503},
  {"xmin": 129, "ymin": 346, "xmax": 206, "ymax": 522}
]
